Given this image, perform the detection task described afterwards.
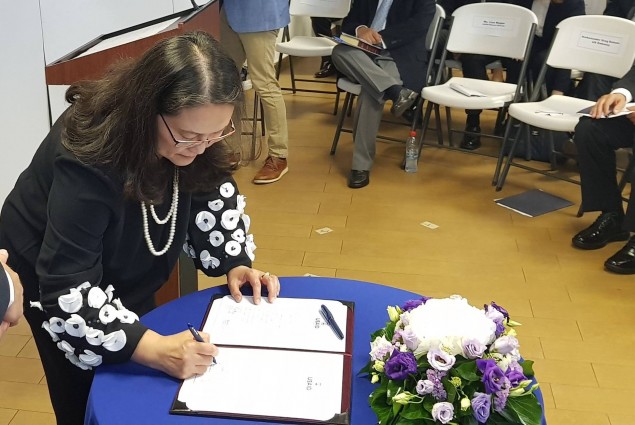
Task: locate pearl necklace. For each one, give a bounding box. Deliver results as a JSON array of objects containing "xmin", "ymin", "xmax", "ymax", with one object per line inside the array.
[{"xmin": 141, "ymin": 169, "xmax": 179, "ymax": 256}]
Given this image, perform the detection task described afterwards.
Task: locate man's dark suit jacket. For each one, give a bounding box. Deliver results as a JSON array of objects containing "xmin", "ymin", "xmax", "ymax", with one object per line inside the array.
[
  {"xmin": 0, "ymin": 263, "xmax": 10, "ymax": 321},
  {"xmin": 604, "ymin": 0, "xmax": 635, "ymax": 19},
  {"xmin": 510, "ymin": 0, "xmax": 586, "ymax": 51},
  {"xmin": 341, "ymin": 0, "xmax": 437, "ymax": 93},
  {"xmin": 615, "ymin": 66, "xmax": 635, "ymax": 99}
]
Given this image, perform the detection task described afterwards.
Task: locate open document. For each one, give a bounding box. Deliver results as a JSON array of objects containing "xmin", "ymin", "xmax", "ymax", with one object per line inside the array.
[
  {"xmin": 171, "ymin": 296, "xmax": 354, "ymax": 424},
  {"xmin": 578, "ymin": 103, "xmax": 635, "ymax": 118}
]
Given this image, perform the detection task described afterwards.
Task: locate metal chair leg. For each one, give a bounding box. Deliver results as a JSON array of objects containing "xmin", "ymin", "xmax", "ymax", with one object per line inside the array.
[
  {"xmin": 495, "ymin": 121, "xmax": 526, "ymax": 191},
  {"xmin": 330, "ymin": 92, "xmax": 352, "ymax": 155}
]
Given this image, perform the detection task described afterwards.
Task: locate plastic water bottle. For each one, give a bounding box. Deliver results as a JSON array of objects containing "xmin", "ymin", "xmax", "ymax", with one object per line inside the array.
[{"xmin": 405, "ymin": 130, "xmax": 418, "ymax": 173}]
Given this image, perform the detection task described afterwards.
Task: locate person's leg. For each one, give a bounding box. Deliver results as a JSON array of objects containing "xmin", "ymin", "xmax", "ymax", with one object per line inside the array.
[
  {"xmin": 239, "ymin": 29, "xmax": 290, "ymax": 183},
  {"xmin": 344, "ymin": 55, "xmax": 403, "ymax": 188},
  {"xmin": 219, "ymin": 9, "xmax": 247, "ymax": 75},
  {"xmin": 24, "ymin": 300, "xmax": 94, "ymax": 425},
  {"xmin": 458, "ymin": 54, "xmax": 494, "ymax": 149},
  {"xmin": 575, "ymin": 73, "xmax": 618, "ymax": 102},
  {"xmin": 311, "ymin": 17, "xmax": 336, "ymax": 77},
  {"xmin": 572, "ymin": 116, "xmax": 634, "ymax": 251}
]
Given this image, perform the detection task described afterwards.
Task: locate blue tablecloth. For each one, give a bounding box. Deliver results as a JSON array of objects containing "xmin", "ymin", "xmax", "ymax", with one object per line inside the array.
[{"xmin": 85, "ymin": 276, "xmax": 546, "ymax": 424}]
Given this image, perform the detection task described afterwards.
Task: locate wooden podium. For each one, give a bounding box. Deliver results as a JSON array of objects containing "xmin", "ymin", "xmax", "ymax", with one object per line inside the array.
[{"xmin": 45, "ymin": 1, "xmax": 221, "ymax": 305}]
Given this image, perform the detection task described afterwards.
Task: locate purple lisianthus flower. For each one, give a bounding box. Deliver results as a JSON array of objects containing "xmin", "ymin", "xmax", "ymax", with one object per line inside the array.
[
  {"xmin": 426, "ymin": 369, "xmax": 447, "ymax": 400},
  {"xmin": 384, "ymin": 350, "xmax": 417, "ymax": 380},
  {"xmin": 416, "ymin": 379, "xmax": 434, "ymax": 395},
  {"xmin": 401, "ymin": 328, "xmax": 420, "ymax": 351},
  {"xmin": 431, "ymin": 402, "xmax": 454, "ymax": 424},
  {"xmin": 492, "ymin": 335, "xmax": 520, "ymax": 355},
  {"xmin": 427, "ymin": 348, "xmax": 456, "ymax": 371},
  {"xmin": 494, "ymin": 388, "xmax": 510, "ymax": 412},
  {"xmin": 462, "ymin": 338, "xmax": 487, "ymax": 359},
  {"xmin": 494, "ymin": 319, "xmax": 505, "ymax": 337},
  {"xmin": 471, "ymin": 392, "xmax": 491, "ymax": 423},
  {"xmin": 402, "ymin": 296, "xmax": 431, "ymax": 312},
  {"xmin": 491, "ymin": 301, "xmax": 510, "ymax": 321},
  {"xmin": 477, "ymin": 359, "xmax": 510, "ymax": 394},
  {"xmin": 505, "ymin": 368, "xmax": 527, "ymax": 388}
]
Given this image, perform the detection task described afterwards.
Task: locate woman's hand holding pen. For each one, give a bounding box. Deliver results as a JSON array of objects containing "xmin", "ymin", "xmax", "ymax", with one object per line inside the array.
[
  {"xmin": 132, "ymin": 329, "xmax": 218, "ymax": 379},
  {"xmin": 227, "ymin": 265, "xmax": 281, "ymax": 304}
]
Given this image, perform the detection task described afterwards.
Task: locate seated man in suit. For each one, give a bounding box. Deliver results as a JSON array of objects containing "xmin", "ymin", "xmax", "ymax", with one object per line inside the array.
[
  {"xmin": 331, "ymin": 0, "xmax": 437, "ymax": 188},
  {"xmin": 572, "ymin": 65, "xmax": 635, "ymax": 273},
  {"xmin": 0, "ymin": 249, "xmax": 23, "ymax": 339}
]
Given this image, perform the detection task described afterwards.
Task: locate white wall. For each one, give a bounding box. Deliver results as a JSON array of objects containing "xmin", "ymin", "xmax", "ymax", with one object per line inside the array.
[
  {"xmin": 1, "ymin": 1, "xmax": 207, "ymax": 203},
  {"xmin": 0, "ymin": 0, "xmax": 49, "ymax": 203}
]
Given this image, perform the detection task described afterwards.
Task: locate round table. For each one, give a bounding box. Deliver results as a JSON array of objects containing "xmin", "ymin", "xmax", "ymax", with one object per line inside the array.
[{"xmin": 85, "ymin": 276, "xmax": 546, "ymax": 424}]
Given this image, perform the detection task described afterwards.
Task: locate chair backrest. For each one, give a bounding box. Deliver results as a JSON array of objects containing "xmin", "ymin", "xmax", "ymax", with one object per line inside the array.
[
  {"xmin": 545, "ymin": 15, "xmax": 635, "ymax": 78},
  {"xmin": 425, "ymin": 4, "xmax": 447, "ymax": 52},
  {"xmin": 289, "ymin": 0, "xmax": 351, "ymax": 19},
  {"xmin": 446, "ymin": 2, "xmax": 538, "ymax": 59}
]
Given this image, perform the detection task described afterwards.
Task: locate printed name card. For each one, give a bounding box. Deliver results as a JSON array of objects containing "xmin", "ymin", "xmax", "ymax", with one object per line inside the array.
[
  {"xmin": 470, "ymin": 15, "xmax": 519, "ymax": 38},
  {"xmin": 576, "ymin": 30, "xmax": 625, "ymax": 55}
]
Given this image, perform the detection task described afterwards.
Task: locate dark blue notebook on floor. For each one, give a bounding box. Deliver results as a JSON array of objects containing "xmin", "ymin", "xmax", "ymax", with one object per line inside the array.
[{"xmin": 495, "ymin": 189, "xmax": 574, "ymax": 217}]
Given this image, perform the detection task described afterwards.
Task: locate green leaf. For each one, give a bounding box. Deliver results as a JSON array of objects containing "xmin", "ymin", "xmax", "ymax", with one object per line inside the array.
[
  {"xmin": 520, "ymin": 360, "xmax": 535, "ymax": 378},
  {"xmin": 442, "ymin": 378, "xmax": 457, "ymax": 403},
  {"xmin": 506, "ymin": 396, "xmax": 542, "ymax": 425},
  {"xmin": 400, "ymin": 403, "xmax": 433, "ymax": 420},
  {"xmin": 461, "ymin": 416, "xmax": 479, "ymax": 425},
  {"xmin": 455, "ymin": 361, "xmax": 480, "ymax": 381},
  {"xmin": 387, "ymin": 380, "xmax": 402, "ymax": 400},
  {"xmin": 374, "ymin": 403, "xmax": 393, "ymax": 425}
]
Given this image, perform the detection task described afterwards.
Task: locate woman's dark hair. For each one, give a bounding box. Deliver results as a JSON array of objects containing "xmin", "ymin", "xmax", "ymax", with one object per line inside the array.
[{"xmin": 62, "ymin": 31, "xmax": 244, "ymax": 203}]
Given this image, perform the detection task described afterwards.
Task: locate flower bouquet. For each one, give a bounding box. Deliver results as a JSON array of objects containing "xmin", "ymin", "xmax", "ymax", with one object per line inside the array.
[{"xmin": 362, "ymin": 295, "xmax": 542, "ymax": 425}]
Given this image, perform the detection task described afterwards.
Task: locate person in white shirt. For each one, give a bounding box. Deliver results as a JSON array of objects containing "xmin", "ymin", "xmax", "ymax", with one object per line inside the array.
[{"xmin": 0, "ymin": 249, "xmax": 23, "ymax": 339}]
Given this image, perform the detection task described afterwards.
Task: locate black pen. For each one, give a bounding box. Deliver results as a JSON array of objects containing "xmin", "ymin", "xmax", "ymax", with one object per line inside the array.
[
  {"xmin": 187, "ymin": 323, "xmax": 217, "ymax": 365},
  {"xmin": 320, "ymin": 304, "xmax": 344, "ymax": 340}
]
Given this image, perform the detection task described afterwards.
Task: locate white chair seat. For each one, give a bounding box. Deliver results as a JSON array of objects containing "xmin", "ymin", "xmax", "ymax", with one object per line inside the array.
[
  {"xmin": 508, "ymin": 95, "xmax": 595, "ymax": 132},
  {"xmin": 275, "ymin": 36, "xmax": 337, "ymax": 57},
  {"xmin": 422, "ymin": 77, "xmax": 517, "ymax": 109},
  {"xmin": 337, "ymin": 77, "xmax": 361, "ymax": 95}
]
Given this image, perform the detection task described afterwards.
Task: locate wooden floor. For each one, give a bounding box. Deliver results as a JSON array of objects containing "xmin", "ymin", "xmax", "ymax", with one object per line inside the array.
[{"xmin": 1, "ymin": 58, "xmax": 634, "ymax": 425}]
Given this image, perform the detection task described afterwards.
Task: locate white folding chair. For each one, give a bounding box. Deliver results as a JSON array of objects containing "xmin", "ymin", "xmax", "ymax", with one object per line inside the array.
[
  {"xmin": 275, "ymin": 0, "xmax": 351, "ymax": 108},
  {"xmin": 418, "ymin": 3, "xmax": 538, "ymax": 155},
  {"xmin": 493, "ymin": 15, "xmax": 635, "ymax": 190},
  {"xmin": 329, "ymin": 3, "xmax": 447, "ymax": 155}
]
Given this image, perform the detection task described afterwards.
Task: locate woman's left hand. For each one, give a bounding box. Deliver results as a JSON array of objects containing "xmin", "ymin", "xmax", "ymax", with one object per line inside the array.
[{"xmin": 226, "ymin": 266, "xmax": 280, "ymax": 304}]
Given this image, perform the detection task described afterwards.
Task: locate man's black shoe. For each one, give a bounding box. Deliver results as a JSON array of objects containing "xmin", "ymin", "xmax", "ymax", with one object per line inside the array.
[
  {"xmin": 314, "ymin": 61, "xmax": 336, "ymax": 78},
  {"xmin": 390, "ymin": 88, "xmax": 418, "ymax": 117},
  {"xmin": 460, "ymin": 125, "xmax": 481, "ymax": 150},
  {"xmin": 348, "ymin": 170, "xmax": 370, "ymax": 189},
  {"xmin": 572, "ymin": 212, "xmax": 629, "ymax": 250},
  {"xmin": 605, "ymin": 237, "xmax": 635, "ymax": 274}
]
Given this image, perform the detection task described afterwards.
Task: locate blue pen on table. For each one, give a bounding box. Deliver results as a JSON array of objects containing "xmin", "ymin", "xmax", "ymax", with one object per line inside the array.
[
  {"xmin": 320, "ymin": 304, "xmax": 344, "ymax": 340},
  {"xmin": 187, "ymin": 323, "xmax": 217, "ymax": 365}
]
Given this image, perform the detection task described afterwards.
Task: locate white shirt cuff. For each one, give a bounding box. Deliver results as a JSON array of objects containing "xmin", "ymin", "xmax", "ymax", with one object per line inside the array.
[
  {"xmin": 5, "ymin": 270, "xmax": 14, "ymax": 309},
  {"xmin": 612, "ymin": 88, "xmax": 633, "ymax": 103}
]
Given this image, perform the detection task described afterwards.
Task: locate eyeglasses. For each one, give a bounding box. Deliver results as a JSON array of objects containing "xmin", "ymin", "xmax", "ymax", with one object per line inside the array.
[{"xmin": 160, "ymin": 113, "xmax": 236, "ymax": 149}]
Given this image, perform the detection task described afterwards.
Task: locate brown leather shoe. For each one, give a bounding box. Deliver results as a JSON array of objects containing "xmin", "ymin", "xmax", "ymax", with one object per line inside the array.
[{"xmin": 252, "ymin": 156, "xmax": 288, "ymax": 184}]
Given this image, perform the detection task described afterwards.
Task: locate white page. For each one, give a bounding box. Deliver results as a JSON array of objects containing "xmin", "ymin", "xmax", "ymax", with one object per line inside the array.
[
  {"xmin": 202, "ymin": 296, "xmax": 348, "ymax": 353},
  {"xmin": 177, "ymin": 347, "xmax": 345, "ymax": 421}
]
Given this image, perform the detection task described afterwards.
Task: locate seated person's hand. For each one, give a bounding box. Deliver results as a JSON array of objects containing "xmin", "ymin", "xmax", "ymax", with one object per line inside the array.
[
  {"xmin": 0, "ymin": 249, "xmax": 23, "ymax": 326},
  {"xmin": 356, "ymin": 26, "xmax": 383, "ymax": 45},
  {"xmin": 227, "ymin": 265, "xmax": 280, "ymax": 304},
  {"xmin": 133, "ymin": 329, "xmax": 218, "ymax": 380},
  {"xmin": 591, "ymin": 92, "xmax": 627, "ymax": 118}
]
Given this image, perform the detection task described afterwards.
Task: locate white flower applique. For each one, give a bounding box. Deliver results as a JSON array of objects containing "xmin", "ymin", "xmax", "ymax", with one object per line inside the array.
[
  {"xmin": 221, "ymin": 209, "xmax": 241, "ymax": 230},
  {"xmin": 87, "ymin": 287, "xmax": 108, "ymax": 309},
  {"xmin": 195, "ymin": 210, "xmax": 216, "ymax": 232},
  {"xmin": 102, "ymin": 329, "xmax": 127, "ymax": 352},
  {"xmin": 85, "ymin": 327, "xmax": 105, "ymax": 346},
  {"xmin": 225, "ymin": 241, "xmax": 241, "ymax": 257},
  {"xmin": 42, "ymin": 321, "xmax": 61, "ymax": 342},
  {"xmin": 208, "ymin": 199, "xmax": 224, "ymax": 211},
  {"xmin": 183, "ymin": 233, "xmax": 196, "ymax": 258},
  {"xmin": 79, "ymin": 349, "xmax": 103, "ymax": 367},
  {"xmin": 58, "ymin": 288, "xmax": 83, "ymax": 313},
  {"xmin": 200, "ymin": 250, "xmax": 220, "ymax": 269},
  {"xmin": 245, "ymin": 234, "xmax": 256, "ymax": 261},
  {"xmin": 65, "ymin": 314, "xmax": 87, "ymax": 338},
  {"xmin": 219, "ymin": 182, "xmax": 236, "ymax": 198},
  {"xmin": 231, "ymin": 228, "xmax": 246, "ymax": 243},
  {"xmin": 242, "ymin": 214, "xmax": 251, "ymax": 233},
  {"xmin": 236, "ymin": 195, "xmax": 246, "ymax": 214},
  {"xmin": 209, "ymin": 230, "xmax": 224, "ymax": 247}
]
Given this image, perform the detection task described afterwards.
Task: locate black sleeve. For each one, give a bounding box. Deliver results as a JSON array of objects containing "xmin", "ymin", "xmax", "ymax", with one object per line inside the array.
[
  {"xmin": 381, "ymin": 0, "xmax": 437, "ymax": 51},
  {"xmin": 35, "ymin": 158, "xmax": 147, "ymax": 370},
  {"xmin": 0, "ymin": 263, "xmax": 9, "ymax": 321},
  {"xmin": 183, "ymin": 176, "xmax": 253, "ymax": 277},
  {"xmin": 615, "ymin": 65, "xmax": 635, "ymax": 93}
]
